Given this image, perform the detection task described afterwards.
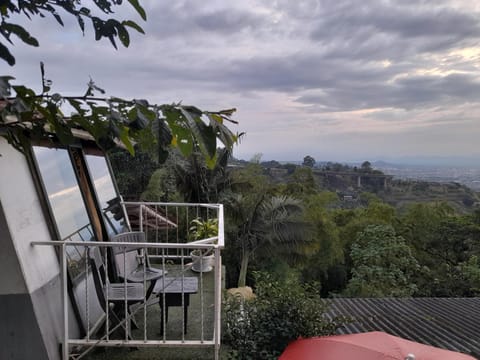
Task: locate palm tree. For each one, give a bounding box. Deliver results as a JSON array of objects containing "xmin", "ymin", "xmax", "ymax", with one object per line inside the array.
[
  {"xmin": 173, "ymin": 147, "xmax": 231, "ymax": 203},
  {"xmin": 225, "ymin": 193, "xmax": 309, "ymax": 287}
]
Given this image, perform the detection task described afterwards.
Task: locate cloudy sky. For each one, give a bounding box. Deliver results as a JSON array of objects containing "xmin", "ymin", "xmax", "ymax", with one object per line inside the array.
[{"xmin": 5, "ymin": 0, "xmax": 480, "ymax": 164}]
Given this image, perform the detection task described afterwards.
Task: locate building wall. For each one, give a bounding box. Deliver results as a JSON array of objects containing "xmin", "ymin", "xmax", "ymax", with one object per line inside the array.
[{"xmin": 0, "ymin": 139, "xmax": 80, "ymax": 360}]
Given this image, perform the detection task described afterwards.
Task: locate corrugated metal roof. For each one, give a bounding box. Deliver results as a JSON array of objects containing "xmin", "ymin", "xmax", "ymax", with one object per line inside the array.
[{"xmin": 324, "ymin": 297, "xmax": 480, "ymax": 356}]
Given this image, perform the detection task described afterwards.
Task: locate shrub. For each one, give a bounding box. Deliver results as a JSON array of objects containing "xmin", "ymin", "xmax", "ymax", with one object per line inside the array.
[{"xmin": 223, "ymin": 272, "xmax": 345, "ymax": 360}]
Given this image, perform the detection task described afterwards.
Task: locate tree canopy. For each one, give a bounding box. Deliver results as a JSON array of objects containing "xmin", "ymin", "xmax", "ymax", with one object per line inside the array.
[
  {"xmin": 1, "ymin": 0, "xmax": 146, "ymax": 66},
  {"xmin": 0, "ymin": 1, "xmax": 241, "ymax": 166}
]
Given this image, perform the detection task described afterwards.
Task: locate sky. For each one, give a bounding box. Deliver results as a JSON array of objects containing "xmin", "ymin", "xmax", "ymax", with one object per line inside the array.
[{"xmin": 4, "ymin": 0, "xmax": 480, "ymax": 165}]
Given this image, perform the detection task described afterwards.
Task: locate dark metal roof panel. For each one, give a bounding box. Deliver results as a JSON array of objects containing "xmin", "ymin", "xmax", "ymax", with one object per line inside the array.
[{"xmin": 324, "ymin": 297, "xmax": 480, "ymax": 356}]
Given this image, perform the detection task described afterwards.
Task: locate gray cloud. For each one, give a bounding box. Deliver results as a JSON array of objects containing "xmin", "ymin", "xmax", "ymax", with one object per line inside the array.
[
  {"xmin": 310, "ymin": 1, "xmax": 480, "ymax": 62},
  {"xmin": 296, "ymin": 73, "xmax": 480, "ymax": 111},
  {"xmin": 5, "ymin": 0, "xmax": 480, "ymax": 161}
]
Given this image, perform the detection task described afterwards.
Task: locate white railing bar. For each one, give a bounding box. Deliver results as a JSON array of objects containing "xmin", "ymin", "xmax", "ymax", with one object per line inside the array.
[
  {"xmin": 85, "ymin": 248, "xmax": 90, "ymax": 342},
  {"xmin": 188, "ymin": 236, "xmax": 219, "ymax": 245},
  {"xmin": 143, "ymin": 250, "xmax": 147, "ymax": 343},
  {"xmin": 165, "ymin": 205, "xmax": 169, "ymax": 240},
  {"xmin": 32, "ymin": 240, "xmax": 220, "ymax": 250},
  {"xmin": 120, "ymin": 195, "xmax": 132, "ymax": 230},
  {"xmin": 148, "ymin": 254, "xmax": 187, "ymax": 261},
  {"xmin": 175, "ymin": 206, "xmax": 179, "ymax": 244},
  {"xmin": 105, "ymin": 247, "xmax": 110, "ymax": 342},
  {"xmin": 161, "ymin": 247, "xmax": 166, "ymax": 342},
  {"xmin": 123, "ymin": 201, "xmax": 221, "ymax": 209},
  {"xmin": 69, "ymin": 339, "xmax": 215, "ymax": 347},
  {"xmin": 214, "ymin": 248, "xmax": 222, "ymax": 360},
  {"xmin": 200, "ymin": 256, "xmax": 204, "ymax": 343},
  {"xmin": 218, "ymin": 205, "xmax": 225, "ymax": 248},
  {"xmin": 123, "ymin": 247, "xmax": 128, "ymax": 342},
  {"xmin": 181, "ymin": 249, "xmax": 185, "ymax": 342},
  {"xmin": 61, "ymin": 243, "xmax": 69, "ymax": 360}
]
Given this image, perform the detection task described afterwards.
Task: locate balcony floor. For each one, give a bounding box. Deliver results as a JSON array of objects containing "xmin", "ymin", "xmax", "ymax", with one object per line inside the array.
[{"xmin": 83, "ymin": 264, "xmax": 225, "ymax": 360}]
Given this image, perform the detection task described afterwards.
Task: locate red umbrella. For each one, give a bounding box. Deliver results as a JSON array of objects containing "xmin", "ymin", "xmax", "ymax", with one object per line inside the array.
[{"xmin": 280, "ymin": 332, "xmax": 477, "ymax": 360}]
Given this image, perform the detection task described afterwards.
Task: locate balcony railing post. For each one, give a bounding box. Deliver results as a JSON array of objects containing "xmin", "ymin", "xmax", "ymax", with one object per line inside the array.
[
  {"xmin": 213, "ymin": 247, "xmax": 222, "ymax": 360},
  {"xmin": 120, "ymin": 196, "xmax": 132, "ymax": 230},
  {"xmin": 61, "ymin": 242, "xmax": 69, "ymax": 360}
]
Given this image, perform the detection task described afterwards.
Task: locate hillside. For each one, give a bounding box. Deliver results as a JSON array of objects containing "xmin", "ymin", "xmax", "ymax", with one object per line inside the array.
[{"xmin": 261, "ymin": 163, "xmax": 480, "ymax": 212}]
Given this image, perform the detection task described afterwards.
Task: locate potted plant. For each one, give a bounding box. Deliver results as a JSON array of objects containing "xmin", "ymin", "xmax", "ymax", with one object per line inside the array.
[{"xmin": 189, "ymin": 218, "xmax": 218, "ymax": 272}]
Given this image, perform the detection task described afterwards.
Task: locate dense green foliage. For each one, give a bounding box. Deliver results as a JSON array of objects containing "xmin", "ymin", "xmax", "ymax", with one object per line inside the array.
[
  {"xmin": 223, "ymin": 272, "xmax": 344, "ymax": 360},
  {"xmin": 344, "ymin": 225, "xmax": 419, "ymax": 297},
  {"xmin": 114, "ymin": 154, "xmax": 480, "ymax": 298},
  {"xmin": 223, "ymin": 163, "xmax": 310, "ymax": 287}
]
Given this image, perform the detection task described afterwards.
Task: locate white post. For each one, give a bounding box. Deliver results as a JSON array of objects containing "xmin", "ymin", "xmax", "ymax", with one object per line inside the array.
[
  {"xmin": 213, "ymin": 247, "xmax": 222, "ymax": 360},
  {"xmin": 61, "ymin": 243, "xmax": 69, "ymax": 360}
]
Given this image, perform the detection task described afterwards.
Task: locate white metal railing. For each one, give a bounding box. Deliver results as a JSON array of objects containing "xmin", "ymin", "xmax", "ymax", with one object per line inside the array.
[{"xmin": 32, "ymin": 202, "xmax": 224, "ymax": 360}]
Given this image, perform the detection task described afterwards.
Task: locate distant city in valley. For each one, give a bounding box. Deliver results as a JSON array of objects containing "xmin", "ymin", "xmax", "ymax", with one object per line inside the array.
[
  {"xmin": 269, "ymin": 159, "xmax": 480, "ymax": 191},
  {"xmin": 369, "ymin": 161, "xmax": 480, "ymax": 191}
]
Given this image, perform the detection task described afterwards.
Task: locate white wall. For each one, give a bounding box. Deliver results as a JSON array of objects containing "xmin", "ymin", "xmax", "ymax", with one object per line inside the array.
[
  {"xmin": 0, "ymin": 138, "xmax": 59, "ymax": 294},
  {"xmin": 0, "ymin": 138, "xmax": 81, "ymax": 360}
]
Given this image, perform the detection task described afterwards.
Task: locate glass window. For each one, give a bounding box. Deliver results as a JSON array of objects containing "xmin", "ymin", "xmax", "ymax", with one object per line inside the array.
[
  {"xmin": 33, "ymin": 146, "xmax": 93, "ymax": 277},
  {"xmin": 85, "ymin": 154, "xmax": 126, "ymax": 236}
]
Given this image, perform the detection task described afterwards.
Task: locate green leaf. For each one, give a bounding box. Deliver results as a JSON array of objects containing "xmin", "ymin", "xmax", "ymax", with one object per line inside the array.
[
  {"xmin": 205, "ymin": 153, "xmax": 217, "ymax": 169},
  {"xmin": 77, "ymin": 15, "xmax": 85, "ymax": 34},
  {"xmin": 67, "ymin": 99, "xmax": 86, "ymax": 115},
  {"xmin": 207, "ymin": 113, "xmax": 238, "ymax": 149},
  {"xmin": 127, "ymin": 0, "xmax": 147, "ymax": 20},
  {"xmin": 154, "ymin": 117, "xmax": 173, "ymax": 146},
  {"xmin": 115, "ymin": 23, "xmax": 130, "ymax": 47},
  {"xmin": 12, "ymin": 85, "xmax": 36, "ymax": 97},
  {"xmin": 182, "ymin": 105, "xmax": 203, "ymax": 117},
  {"xmin": 118, "ymin": 126, "xmax": 135, "ymax": 155},
  {"xmin": 2, "ymin": 23, "xmax": 39, "ymax": 47},
  {"xmin": 0, "ymin": 76, "xmax": 14, "ymax": 96},
  {"xmin": 122, "ymin": 20, "xmax": 145, "ymax": 34},
  {"xmin": 171, "ymin": 125, "xmax": 193, "ymax": 156},
  {"xmin": 92, "ymin": 17, "xmax": 103, "ymax": 41},
  {"xmin": 180, "ymin": 107, "xmax": 217, "ymax": 159},
  {"xmin": 48, "ymin": 112, "xmax": 74, "ymax": 145},
  {"xmin": 0, "ymin": 41, "xmax": 15, "ymax": 65}
]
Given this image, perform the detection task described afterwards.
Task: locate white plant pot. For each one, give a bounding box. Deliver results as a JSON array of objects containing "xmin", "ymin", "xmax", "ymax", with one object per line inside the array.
[{"xmin": 190, "ymin": 251, "xmax": 214, "ymax": 272}]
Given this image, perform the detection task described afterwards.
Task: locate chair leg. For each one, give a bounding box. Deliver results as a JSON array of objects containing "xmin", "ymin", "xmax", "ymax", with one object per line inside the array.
[{"xmin": 110, "ymin": 306, "xmax": 135, "ymax": 340}]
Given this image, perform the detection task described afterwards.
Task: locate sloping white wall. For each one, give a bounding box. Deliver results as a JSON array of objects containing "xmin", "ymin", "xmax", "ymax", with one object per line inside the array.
[
  {"xmin": 0, "ymin": 138, "xmax": 59, "ymax": 294},
  {"xmin": 0, "ymin": 138, "xmax": 80, "ymax": 360}
]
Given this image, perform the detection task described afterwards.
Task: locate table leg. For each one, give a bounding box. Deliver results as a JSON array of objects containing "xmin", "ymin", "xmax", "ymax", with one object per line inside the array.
[
  {"xmin": 159, "ymin": 303, "xmax": 169, "ymax": 335},
  {"xmin": 184, "ymin": 304, "xmax": 188, "ymax": 334}
]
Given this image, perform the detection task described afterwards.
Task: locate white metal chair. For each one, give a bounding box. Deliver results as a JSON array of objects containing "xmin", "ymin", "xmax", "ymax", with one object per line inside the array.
[
  {"xmin": 111, "ymin": 231, "xmax": 166, "ymax": 298},
  {"xmin": 89, "ymin": 247, "xmax": 145, "ymax": 338}
]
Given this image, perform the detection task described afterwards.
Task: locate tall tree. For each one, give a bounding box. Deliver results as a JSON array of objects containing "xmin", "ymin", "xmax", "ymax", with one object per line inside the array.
[
  {"xmin": 223, "ymin": 164, "xmax": 309, "ymax": 287},
  {"xmin": 303, "ymin": 155, "xmax": 316, "ymax": 168},
  {"xmin": 360, "ymin": 161, "xmax": 372, "ymax": 173},
  {"xmin": 344, "ymin": 224, "xmax": 419, "ymax": 297}
]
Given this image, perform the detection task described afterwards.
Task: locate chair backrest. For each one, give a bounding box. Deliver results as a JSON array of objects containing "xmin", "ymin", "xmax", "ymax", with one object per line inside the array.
[
  {"xmin": 112, "ymin": 231, "xmax": 145, "ymax": 244},
  {"xmin": 88, "ymin": 247, "xmax": 108, "ymax": 309},
  {"xmin": 114, "ymin": 250, "xmax": 139, "ymax": 279},
  {"xmin": 111, "ymin": 232, "xmax": 146, "ymax": 279}
]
